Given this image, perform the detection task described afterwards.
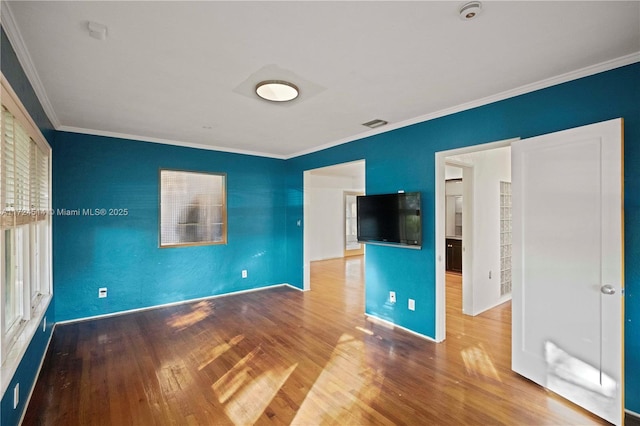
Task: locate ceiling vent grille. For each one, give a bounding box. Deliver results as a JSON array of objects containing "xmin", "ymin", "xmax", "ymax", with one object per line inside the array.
[{"xmin": 362, "ymin": 119, "xmax": 388, "ymax": 129}]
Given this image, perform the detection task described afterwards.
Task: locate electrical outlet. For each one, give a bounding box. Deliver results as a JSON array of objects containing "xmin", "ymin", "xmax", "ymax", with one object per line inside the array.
[
  {"xmin": 408, "ymin": 299, "xmax": 416, "ymax": 311},
  {"xmin": 242, "ymin": 270, "xmax": 248, "ymax": 278},
  {"xmin": 389, "ymin": 291, "xmax": 396, "ymax": 303},
  {"xmin": 13, "ymin": 383, "xmax": 19, "ymax": 409},
  {"xmin": 98, "ymin": 287, "xmax": 107, "ymax": 298}
]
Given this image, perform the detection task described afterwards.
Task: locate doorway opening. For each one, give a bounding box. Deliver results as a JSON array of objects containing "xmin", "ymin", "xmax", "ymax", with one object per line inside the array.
[
  {"xmin": 303, "ymin": 160, "xmax": 365, "ymax": 291},
  {"xmin": 344, "ymin": 191, "xmax": 365, "ymax": 257},
  {"xmin": 434, "ymin": 138, "xmax": 517, "ymax": 341}
]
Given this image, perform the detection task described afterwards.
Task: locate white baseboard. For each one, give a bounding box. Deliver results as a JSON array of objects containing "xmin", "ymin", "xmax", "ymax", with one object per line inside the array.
[
  {"xmin": 627, "ymin": 409, "xmax": 640, "ymax": 420},
  {"xmin": 284, "ymin": 283, "xmax": 306, "ymax": 292},
  {"xmin": 364, "ymin": 314, "xmax": 437, "ymax": 343},
  {"xmin": 472, "ymin": 295, "xmax": 512, "ymax": 317},
  {"xmin": 18, "ymin": 322, "xmax": 55, "ymax": 425},
  {"xmin": 56, "ymin": 283, "xmax": 301, "ymax": 325},
  {"xmin": 310, "ymin": 255, "xmax": 344, "ymax": 262}
]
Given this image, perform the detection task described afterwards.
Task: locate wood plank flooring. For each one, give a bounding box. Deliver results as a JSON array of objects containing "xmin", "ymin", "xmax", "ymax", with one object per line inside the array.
[{"xmin": 23, "ymin": 256, "xmax": 607, "ymax": 425}]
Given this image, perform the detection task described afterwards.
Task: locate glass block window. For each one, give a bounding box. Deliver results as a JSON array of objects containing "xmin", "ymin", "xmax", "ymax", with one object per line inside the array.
[
  {"xmin": 500, "ymin": 181, "xmax": 512, "ymax": 296},
  {"xmin": 160, "ymin": 170, "xmax": 226, "ymax": 247}
]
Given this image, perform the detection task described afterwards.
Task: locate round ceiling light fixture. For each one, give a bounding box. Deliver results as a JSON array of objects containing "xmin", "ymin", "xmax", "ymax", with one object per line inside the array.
[
  {"xmin": 459, "ymin": 1, "xmax": 482, "ymax": 20},
  {"xmin": 255, "ymin": 80, "xmax": 299, "ymax": 102}
]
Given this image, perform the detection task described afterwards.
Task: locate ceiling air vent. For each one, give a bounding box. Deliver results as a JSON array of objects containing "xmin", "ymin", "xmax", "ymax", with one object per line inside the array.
[{"xmin": 362, "ymin": 119, "xmax": 388, "ymax": 129}]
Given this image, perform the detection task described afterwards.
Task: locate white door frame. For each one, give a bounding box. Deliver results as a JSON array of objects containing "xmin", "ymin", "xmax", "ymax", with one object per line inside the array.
[
  {"xmin": 434, "ymin": 138, "xmax": 518, "ymax": 342},
  {"xmin": 343, "ymin": 191, "xmax": 365, "ymax": 257},
  {"xmin": 303, "ymin": 170, "xmax": 312, "ymax": 291},
  {"xmin": 443, "ymin": 161, "xmax": 474, "ymax": 315},
  {"xmin": 303, "ymin": 160, "xmax": 366, "ymax": 291}
]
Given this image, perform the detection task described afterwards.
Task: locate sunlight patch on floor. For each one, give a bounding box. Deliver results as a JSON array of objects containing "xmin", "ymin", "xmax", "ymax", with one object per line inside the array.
[
  {"xmin": 198, "ymin": 334, "xmax": 245, "ymax": 370},
  {"xmin": 461, "ymin": 343, "xmax": 501, "ymax": 381},
  {"xmin": 213, "ymin": 346, "xmax": 260, "ymax": 403},
  {"xmin": 356, "ymin": 326, "xmax": 374, "ymax": 336},
  {"xmin": 212, "ymin": 345, "xmax": 298, "ymax": 425},
  {"xmin": 291, "ymin": 333, "xmax": 387, "ymax": 425},
  {"xmin": 166, "ymin": 301, "xmax": 215, "ymax": 331},
  {"xmin": 223, "ymin": 363, "xmax": 296, "ymax": 425}
]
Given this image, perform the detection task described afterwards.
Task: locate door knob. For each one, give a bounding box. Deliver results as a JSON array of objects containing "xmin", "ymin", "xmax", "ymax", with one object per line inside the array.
[{"xmin": 601, "ymin": 285, "xmax": 616, "ymax": 295}]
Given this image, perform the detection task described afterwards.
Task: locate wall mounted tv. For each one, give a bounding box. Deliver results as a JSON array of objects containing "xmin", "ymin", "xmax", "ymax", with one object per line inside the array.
[{"xmin": 356, "ymin": 192, "xmax": 422, "ymax": 248}]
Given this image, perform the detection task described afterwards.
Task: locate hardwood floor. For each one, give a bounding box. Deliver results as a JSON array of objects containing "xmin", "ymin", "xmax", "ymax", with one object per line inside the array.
[{"xmin": 24, "ymin": 256, "xmax": 606, "ymax": 425}]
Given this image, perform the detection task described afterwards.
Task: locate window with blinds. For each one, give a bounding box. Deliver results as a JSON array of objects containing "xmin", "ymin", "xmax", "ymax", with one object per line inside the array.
[
  {"xmin": 159, "ymin": 170, "xmax": 227, "ymax": 247},
  {"xmin": 1, "ymin": 106, "xmax": 49, "ymax": 222},
  {"xmin": 1, "ymin": 109, "xmax": 16, "ymax": 223},
  {"xmin": 31, "ymin": 138, "xmax": 49, "ymax": 218},
  {"xmin": 2, "ymin": 109, "xmax": 31, "ymax": 217},
  {"xmin": 1, "ymin": 75, "xmax": 52, "ymax": 370}
]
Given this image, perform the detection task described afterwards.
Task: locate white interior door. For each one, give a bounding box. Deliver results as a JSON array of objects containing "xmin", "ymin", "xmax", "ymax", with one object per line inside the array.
[{"xmin": 511, "ymin": 118, "xmax": 623, "ymax": 425}]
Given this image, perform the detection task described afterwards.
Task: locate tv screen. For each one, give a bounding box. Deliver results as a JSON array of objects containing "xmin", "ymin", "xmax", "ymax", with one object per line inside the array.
[{"xmin": 356, "ymin": 192, "xmax": 422, "ymax": 248}]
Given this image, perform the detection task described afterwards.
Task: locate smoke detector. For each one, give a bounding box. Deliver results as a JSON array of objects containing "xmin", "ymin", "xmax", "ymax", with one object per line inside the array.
[
  {"xmin": 459, "ymin": 1, "xmax": 482, "ymax": 20},
  {"xmin": 87, "ymin": 21, "xmax": 108, "ymax": 40}
]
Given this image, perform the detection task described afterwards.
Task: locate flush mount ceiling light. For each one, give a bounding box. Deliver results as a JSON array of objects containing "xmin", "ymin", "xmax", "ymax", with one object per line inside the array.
[
  {"xmin": 255, "ymin": 80, "xmax": 299, "ymax": 102},
  {"xmin": 362, "ymin": 119, "xmax": 388, "ymax": 129},
  {"xmin": 459, "ymin": 1, "xmax": 482, "ymax": 20}
]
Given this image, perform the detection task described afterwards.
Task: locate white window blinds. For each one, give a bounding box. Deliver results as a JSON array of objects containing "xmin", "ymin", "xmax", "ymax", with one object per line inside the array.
[
  {"xmin": 1, "ymin": 108, "xmax": 16, "ymax": 219},
  {"xmin": 15, "ymin": 116, "xmax": 30, "ymax": 216},
  {"xmin": 1, "ymin": 106, "xmax": 49, "ymax": 225},
  {"xmin": 31, "ymin": 140, "xmax": 49, "ymax": 217}
]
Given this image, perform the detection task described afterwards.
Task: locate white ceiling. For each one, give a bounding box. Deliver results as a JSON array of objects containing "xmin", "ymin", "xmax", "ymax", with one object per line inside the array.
[
  {"xmin": 3, "ymin": 1, "xmax": 639, "ymax": 159},
  {"xmin": 309, "ymin": 160, "xmax": 365, "ymax": 178}
]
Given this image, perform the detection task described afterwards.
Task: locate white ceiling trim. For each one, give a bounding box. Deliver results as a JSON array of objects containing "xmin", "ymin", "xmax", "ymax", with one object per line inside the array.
[
  {"xmin": 1, "ymin": 1, "xmax": 60, "ymax": 128},
  {"xmin": 57, "ymin": 126, "xmax": 287, "ymax": 159},
  {"xmin": 2, "ymin": 1, "xmax": 638, "ymax": 161},
  {"xmin": 285, "ymin": 51, "xmax": 640, "ymax": 159}
]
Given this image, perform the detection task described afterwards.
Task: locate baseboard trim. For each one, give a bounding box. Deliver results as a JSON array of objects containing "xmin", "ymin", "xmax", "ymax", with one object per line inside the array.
[
  {"xmin": 471, "ymin": 295, "xmax": 512, "ymax": 317},
  {"xmin": 56, "ymin": 283, "xmax": 299, "ymax": 325},
  {"xmin": 18, "ymin": 322, "xmax": 56, "ymax": 425},
  {"xmin": 310, "ymin": 256, "xmax": 345, "ymax": 262},
  {"xmin": 283, "ymin": 283, "xmax": 306, "ymax": 292},
  {"xmin": 627, "ymin": 409, "xmax": 640, "ymax": 419},
  {"xmin": 364, "ymin": 314, "xmax": 437, "ymax": 343}
]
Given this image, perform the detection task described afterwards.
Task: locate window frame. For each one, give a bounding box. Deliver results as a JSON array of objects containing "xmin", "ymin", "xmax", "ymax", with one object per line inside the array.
[
  {"xmin": 158, "ymin": 169, "xmax": 227, "ymax": 248},
  {"xmin": 0, "ymin": 73, "xmax": 52, "ymax": 399}
]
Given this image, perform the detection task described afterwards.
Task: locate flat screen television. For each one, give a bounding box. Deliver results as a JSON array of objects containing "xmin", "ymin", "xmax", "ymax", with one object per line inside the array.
[{"xmin": 356, "ymin": 192, "xmax": 422, "ymax": 248}]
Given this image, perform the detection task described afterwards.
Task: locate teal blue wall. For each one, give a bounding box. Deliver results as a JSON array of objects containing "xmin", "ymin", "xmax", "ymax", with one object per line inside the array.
[
  {"xmin": 286, "ymin": 63, "xmax": 640, "ymax": 411},
  {"xmin": 1, "ymin": 26, "xmax": 56, "ymax": 425},
  {"xmin": 3, "ymin": 19, "xmax": 640, "ymax": 420},
  {"xmin": 0, "ymin": 305, "xmax": 54, "ymax": 426},
  {"xmin": 52, "ymin": 132, "xmax": 288, "ymax": 322}
]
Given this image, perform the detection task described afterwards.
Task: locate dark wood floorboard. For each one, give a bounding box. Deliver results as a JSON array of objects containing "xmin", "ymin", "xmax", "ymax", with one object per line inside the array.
[{"xmin": 23, "ymin": 256, "xmax": 608, "ymax": 425}]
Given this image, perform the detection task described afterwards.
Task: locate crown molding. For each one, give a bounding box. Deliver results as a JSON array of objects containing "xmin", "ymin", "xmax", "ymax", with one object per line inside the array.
[
  {"xmin": 285, "ymin": 52, "xmax": 640, "ymax": 159},
  {"xmin": 57, "ymin": 126, "xmax": 287, "ymax": 159},
  {"xmin": 55, "ymin": 51, "xmax": 640, "ymax": 160},
  {"xmin": 1, "ymin": 1, "xmax": 637, "ymax": 161},
  {"xmin": 1, "ymin": 2, "xmax": 61, "ymax": 128}
]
